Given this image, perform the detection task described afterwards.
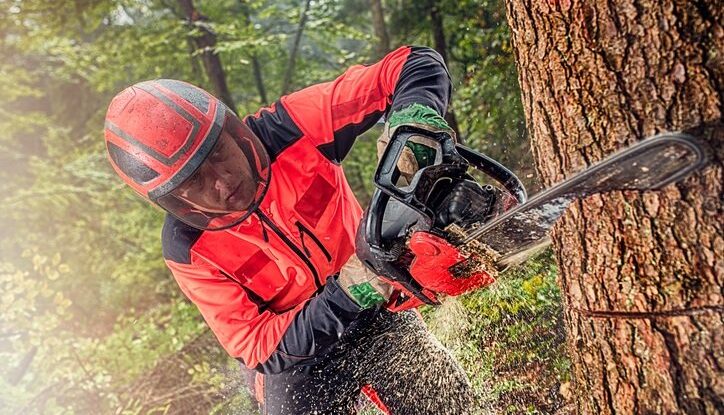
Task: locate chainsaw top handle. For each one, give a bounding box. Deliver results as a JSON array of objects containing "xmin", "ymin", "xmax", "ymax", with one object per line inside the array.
[
  {"xmin": 454, "ymin": 145, "xmax": 527, "ymax": 205},
  {"xmin": 359, "ymin": 126, "xmax": 527, "ymax": 307},
  {"xmin": 369, "ymin": 126, "xmax": 526, "ymax": 243}
]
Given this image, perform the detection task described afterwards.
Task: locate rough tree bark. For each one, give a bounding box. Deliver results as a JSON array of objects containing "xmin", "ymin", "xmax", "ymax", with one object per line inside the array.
[
  {"xmin": 370, "ymin": 0, "xmax": 391, "ymax": 60},
  {"xmin": 505, "ymin": 0, "xmax": 722, "ymax": 414},
  {"xmin": 177, "ymin": 0, "xmax": 236, "ymax": 112}
]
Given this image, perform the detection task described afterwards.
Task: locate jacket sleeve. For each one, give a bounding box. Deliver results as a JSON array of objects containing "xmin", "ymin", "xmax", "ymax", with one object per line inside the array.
[
  {"xmin": 166, "ymin": 258, "xmax": 363, "ymax": 374},
  {"xmin": 281, "ymin": 45, "xmax": 452, "ymax": 163}
]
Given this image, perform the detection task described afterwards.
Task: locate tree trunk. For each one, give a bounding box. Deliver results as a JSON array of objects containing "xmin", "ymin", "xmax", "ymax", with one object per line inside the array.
[
  {"xmin": 428, "ymin": 0, "xmax": 460, "ymax": 139},
  {"xmin": 7, "ymin": 345, "xmax": 36, "ymax": 385},
  {"xmin": 186, "ymin": 38, "xmax": 203, "ymax": 80},
  {"xmin": 239, "ymin": 0, "xmax": 268, "ymax": 104},
  {"xmin": 251, "ymin": 57, "xmax": 268, "ymax": 105},
  {"xmin": 177, "ymin": 0, "xmax": 236, "ymax": 112},
  {"xmin": 505, "ymin": 0, "xmax": 722, "ymax": 414},
  {"xmin": 370, "ymin": 0, "xmax": 391, "ymax": 59},
  {"xmin": 281, "ymin": 0, "xmax": 312, "ymax": 95}
]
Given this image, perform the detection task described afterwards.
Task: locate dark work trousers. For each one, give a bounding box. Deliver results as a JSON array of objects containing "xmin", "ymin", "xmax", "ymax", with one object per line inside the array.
[{"xmin": 257, "ymin": 309, "xmax": 474, "ymax": 415}]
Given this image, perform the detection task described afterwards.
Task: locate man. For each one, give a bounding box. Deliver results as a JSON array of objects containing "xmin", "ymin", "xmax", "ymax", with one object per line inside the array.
[{"xmin": 104, "ymin": 45, "xmax": 473, "ymax": 414}]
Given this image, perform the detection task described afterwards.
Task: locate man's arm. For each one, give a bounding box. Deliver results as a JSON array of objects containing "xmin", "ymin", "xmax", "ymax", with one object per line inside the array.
[
  {"xmin": 162, "ymin": 214, "xmax": 364, "ymax": 374},
  {"xmin": 280, "ymin": 45, "xmax": 452, "ymax": 163},
  {"xmin": 167, "ymin": 258, "xmax": 363, "ymax": 374}
]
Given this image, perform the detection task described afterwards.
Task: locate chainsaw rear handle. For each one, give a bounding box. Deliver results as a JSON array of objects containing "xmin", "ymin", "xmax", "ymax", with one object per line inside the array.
[
  {"xmin": 374, "ymin": 126, "xmax": 468, "ymax": 219},
  {"xmin": 364, "ymin": 126, "xmax": 466, "ymax": 265}
]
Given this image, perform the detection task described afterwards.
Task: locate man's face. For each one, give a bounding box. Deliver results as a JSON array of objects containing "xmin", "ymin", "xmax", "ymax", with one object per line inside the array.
[
  {"xmin": 155, "ymin": 110, "xmax": 271, "ymax": 230},
  {"xmin": 174, "ymin": 129, "xmax": 257, "ymax": 214}
]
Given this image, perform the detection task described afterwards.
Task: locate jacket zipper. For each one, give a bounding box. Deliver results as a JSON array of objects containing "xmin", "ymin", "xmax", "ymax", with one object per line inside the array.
[
  {"xmin": 256, "ymin": 211, "xmax": 322, "ymax": 290},
  {"xmin": 296, "ymin": 221, "xmax": 332, "ymax": 262},
  {"xmin": 259, "ymin": 218, "xmax": 269, "ymax": 242}
]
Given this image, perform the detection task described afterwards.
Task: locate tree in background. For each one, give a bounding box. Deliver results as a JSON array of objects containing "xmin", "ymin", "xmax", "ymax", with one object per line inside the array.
[
  {"xmin": 280, "ymin": 0, "xmax": 312, "ymax": 94},
  {"xmin": 239, "ymin": 0, "xmax": 269, "ymax": 104},
  {"xmin": 506, "ymin": 0, "xmax": 722, "ymax": 413},
  {"xmin": 369, "ymin": 0, "xmax": 390, "ymax": 59},
  {"xmin": 178, "ymin": 0, "xmax": 236, "ymax": 111}
]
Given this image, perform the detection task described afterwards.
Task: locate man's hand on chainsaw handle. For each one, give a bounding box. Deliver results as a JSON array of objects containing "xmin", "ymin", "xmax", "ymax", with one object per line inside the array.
[
  {"xmin": 366, "ymin": 104, "xmax": 497, "ymax": 311},
  {"xmin": 346, "ymin": 103, "xmax": 461, "ymax": 312},
  {"xmin": 338, "ymin": 255, "xmax": 395, "ymax": 309},
  {"xmin": 343, "ymin": 104, "xmax": 452, "ymax": 311},
  {"xmin": 377, "ymin": 104, "xmax": 455, "ymax": 182}
]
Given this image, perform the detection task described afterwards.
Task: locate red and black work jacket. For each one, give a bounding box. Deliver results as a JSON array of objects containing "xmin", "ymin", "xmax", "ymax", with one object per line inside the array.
[{"xmin": 162, "ymin": 46, "xmax": 452, "ymax": 374}]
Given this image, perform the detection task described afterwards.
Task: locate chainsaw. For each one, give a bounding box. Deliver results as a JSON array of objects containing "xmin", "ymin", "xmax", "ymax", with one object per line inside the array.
[{"xmin": 356, "ymin": 125, "xmax": 709, "ymax": 312}]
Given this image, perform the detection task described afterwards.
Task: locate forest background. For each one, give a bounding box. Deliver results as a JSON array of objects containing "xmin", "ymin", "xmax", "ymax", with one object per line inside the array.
[{"xmin": 0, "ymin": 0, "xmax": 571, "ymax": 413}]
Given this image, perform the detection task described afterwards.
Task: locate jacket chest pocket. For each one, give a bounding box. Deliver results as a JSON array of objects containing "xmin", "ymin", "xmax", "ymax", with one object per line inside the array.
[
  {"xmin": 294, "ymin": 174, "xmax": 336, "ymax": 228},
  {"xmin": 232, "ymin": 250, "xmax": 288, "ymax": 302}
]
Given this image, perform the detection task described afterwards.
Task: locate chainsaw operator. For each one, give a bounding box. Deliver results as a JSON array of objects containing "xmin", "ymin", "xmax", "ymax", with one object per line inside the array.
[{"xmin": 104, "ymin": 46, "xmax": 476, "ymax": 414}]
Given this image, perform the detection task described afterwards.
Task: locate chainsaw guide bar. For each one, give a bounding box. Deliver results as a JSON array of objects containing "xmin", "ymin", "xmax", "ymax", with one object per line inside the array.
[{"xmin": 458, "ymin": 133, "xmax": 709, "ymax": 272}]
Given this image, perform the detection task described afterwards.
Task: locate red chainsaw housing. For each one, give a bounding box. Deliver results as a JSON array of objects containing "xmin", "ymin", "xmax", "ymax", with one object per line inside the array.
[
  {"xmin": 384, "ymin": 283, "xmax": 435, "ymax": 312},
  {"xmin": 385, "ymin": 231, "xmax": 496, "ymax": 311}
]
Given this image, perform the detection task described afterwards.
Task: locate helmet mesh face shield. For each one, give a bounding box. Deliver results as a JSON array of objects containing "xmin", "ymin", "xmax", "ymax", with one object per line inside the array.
[{"xmin": 155, "ymin": 111, "xmax": 270, "ymax": 230}]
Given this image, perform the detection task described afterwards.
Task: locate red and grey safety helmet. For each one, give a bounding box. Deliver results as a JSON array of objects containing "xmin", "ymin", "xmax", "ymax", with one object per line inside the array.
[{"xmin": 104, "ymin": 79, "xmax": 270, "ymax": 230}]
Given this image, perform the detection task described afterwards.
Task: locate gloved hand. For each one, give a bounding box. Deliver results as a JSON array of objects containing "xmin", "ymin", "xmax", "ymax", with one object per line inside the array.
[
  {"xmin": 338, "ymin": 254, "xmax": 395, "ymax": 309},
  {"xmin": 352, "ymin": 103, "xmax": 456, "ymax": 311},
  {"xmin": 377, "ymin": 104, "xmax": 455, "ymax": 183}
]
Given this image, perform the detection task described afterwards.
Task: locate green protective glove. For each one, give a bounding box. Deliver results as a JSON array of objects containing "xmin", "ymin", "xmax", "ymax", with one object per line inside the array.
[
  {"xmin": 376, "ymin": 104, "xmax": 455, "ymax": 181},
  {"xmin": 387, "ymin": 103, "xmax": 452, "ymax": 131},
  {"xmin": 338, "ymin": 255, "xmax": 394, "ymax": 309}
]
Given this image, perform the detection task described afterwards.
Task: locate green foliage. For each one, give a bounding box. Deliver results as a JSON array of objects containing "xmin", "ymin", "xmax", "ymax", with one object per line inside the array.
[
  {"xmin": 424, "ymin": 250, "xmax": 570, "ymax": 413},
  {"xmin": 0, "ymin": 256, "xmax": 75, "ymax": 414},
  {"xmin": 88, "ymin": 300, "xmax": 205, "ymax": 384},
  {"xmin": 344, "ymin": 126, "xmax": 383, "ymax": 205}
]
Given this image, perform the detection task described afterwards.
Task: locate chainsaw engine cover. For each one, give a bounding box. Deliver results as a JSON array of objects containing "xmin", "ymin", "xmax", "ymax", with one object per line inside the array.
[{"xmin": 431, "ymin": 179, "xmax": 506, "ymax": 230}]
